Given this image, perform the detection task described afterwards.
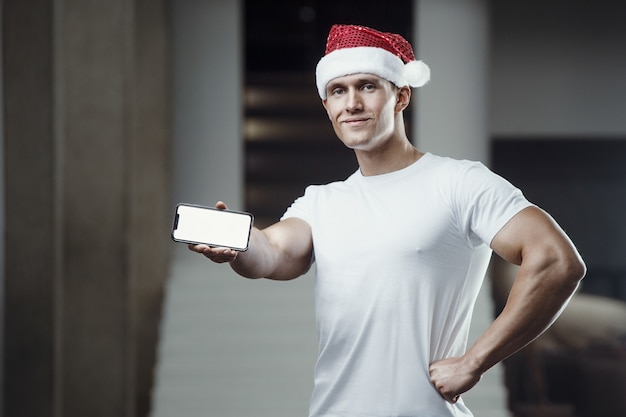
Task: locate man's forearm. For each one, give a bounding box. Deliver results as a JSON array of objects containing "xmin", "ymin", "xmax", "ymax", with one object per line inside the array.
[
  {"xmin": 230, "ymin": 228, "xmax": 279, "ymax": 279},
  {"xmin": 465, "ymin": 257, "xmax": 584, "ymax": 373},
  {"xmin": 230, "ymin": 220, "xmax": 313, "ymax": 281}
]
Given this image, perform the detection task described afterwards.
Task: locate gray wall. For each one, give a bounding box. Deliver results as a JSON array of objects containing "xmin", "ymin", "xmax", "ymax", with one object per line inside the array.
[{"xmin": 490, "ymin": 1, "xmax": 626, "ymax": 137}]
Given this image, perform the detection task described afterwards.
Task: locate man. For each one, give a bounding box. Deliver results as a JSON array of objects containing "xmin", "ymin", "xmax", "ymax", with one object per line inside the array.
[{"xmin": 189, "ymin": 24, "xmax": 586, "ymax": 417}]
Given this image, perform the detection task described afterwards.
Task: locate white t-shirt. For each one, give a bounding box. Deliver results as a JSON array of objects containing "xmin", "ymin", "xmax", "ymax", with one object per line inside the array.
[{"xmin": 281, "ymin": 153, "xmax": 533, "ymax": 417}]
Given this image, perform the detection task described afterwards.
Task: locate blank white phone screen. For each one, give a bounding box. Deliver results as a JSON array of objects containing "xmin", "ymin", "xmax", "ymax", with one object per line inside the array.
[{"xmin": 172, "ymin": 204, "xmax": 253, "ymax": 250}]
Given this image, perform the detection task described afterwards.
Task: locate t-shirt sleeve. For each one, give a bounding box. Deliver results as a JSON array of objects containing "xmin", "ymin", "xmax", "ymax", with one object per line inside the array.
[
  {"xmin": 280, "ymin": 186, "xmax": 317, "ymax": 264},
  {"xmin": 280, "ymin": 185, "xmax": 317, "ymax": 224},
  {"xmin": 455, "ymin": 162, "xmax": 534, "ymax": 247}
]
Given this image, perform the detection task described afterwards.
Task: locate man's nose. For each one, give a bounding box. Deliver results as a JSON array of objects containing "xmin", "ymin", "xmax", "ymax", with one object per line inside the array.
[{"xmin": 345, "ymin": 89, "xmax": 362, "ymax": 112}]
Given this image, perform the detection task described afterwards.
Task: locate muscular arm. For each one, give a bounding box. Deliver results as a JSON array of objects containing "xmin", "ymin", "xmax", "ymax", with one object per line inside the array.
[
  {"xmin": 189, "ymin": 202, "xmax": 313, "ymax": 281},
  {"xmin": 429, "ymin": 206, "xmax": 586, "ymax": 403}
]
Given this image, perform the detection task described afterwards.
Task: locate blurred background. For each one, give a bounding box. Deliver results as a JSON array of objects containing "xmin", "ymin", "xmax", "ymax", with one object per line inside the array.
[{"xmin": 2, "ymin": 1, "xmax": 625, "ymax": 417}]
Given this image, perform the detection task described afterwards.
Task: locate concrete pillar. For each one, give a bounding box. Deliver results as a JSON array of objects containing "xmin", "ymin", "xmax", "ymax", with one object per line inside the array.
[
  {"xmin": 414, "ymin": 0, "xmax": 489, "ymax": 163},
  {"xmin": 3, "ymin": 3, "xmax": 56, "ymax": 416},
  {"xmin": 170, "ymin": 0, "xmax": 244, "ymax": 209},
  {"xmin": 2, "ymin": 0, "xmax": 170, "ymax": 416}
]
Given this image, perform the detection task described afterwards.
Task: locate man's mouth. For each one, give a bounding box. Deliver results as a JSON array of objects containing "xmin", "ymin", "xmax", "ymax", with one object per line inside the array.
[{"xmin": 342, "ymin": 117, "xmax": 370, "ymax": 126}]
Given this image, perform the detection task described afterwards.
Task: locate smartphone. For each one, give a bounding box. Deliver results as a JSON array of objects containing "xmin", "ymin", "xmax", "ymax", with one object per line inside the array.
[{"xmin": 171, "ymin": 203, "xmax": 254, "ymax": 251}]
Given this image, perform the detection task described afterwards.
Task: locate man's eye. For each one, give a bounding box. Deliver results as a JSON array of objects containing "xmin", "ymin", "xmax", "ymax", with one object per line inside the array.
[
  {"xmin": 363, "ymin": 84, "xmax": 375, "ymax": 91},
  {"xmin": 331, "ymin": 88, "xmax": 345, "ymax": 95}
]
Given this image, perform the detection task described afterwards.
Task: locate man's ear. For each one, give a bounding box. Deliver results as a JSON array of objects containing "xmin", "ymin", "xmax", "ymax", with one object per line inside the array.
[{"xmin": 395, "ymin": 86, "xmax": 411, "ymax": 112}]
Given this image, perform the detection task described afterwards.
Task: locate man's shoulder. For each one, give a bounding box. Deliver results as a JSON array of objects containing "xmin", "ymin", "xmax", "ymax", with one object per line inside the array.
[
  {"xmin": 424, "ymin": 152, "xmax": 485, "ymax": 169},
  {"xmin": 421, "ymin": 152, "xmax": 489, "ymax": 180}
]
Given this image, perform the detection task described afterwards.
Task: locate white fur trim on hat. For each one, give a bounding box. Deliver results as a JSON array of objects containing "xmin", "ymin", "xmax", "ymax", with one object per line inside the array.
[{"xmin": 315, "ymin": 46, "xmax": 430, "ymax": 99}]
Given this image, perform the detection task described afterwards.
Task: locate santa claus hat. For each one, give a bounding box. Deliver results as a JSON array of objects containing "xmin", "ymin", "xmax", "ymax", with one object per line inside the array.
[{"xmin": 315, "ymin": 24, "xmax": 430, "ymax": 99}]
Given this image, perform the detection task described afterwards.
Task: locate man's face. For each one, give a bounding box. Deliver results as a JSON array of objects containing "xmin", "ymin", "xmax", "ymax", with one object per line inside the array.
[{"xmin": 322, "ymin": 73, "xmax": 401, "ymax": 152}]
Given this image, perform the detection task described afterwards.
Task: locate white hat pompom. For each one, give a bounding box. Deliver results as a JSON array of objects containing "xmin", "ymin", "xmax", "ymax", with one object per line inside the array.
[{"xmin": 403, "ymin": 60, "xmax": 430, "ymax": 88}]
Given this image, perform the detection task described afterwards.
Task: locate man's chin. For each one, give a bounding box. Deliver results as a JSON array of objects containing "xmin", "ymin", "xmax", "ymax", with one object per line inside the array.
[{"xmin": 339, "ymin": 137, "xmax": 374, "ymax": 151}]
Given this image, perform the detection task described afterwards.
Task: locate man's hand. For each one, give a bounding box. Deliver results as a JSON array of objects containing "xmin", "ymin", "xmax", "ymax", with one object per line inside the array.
[
  {"xmin": 187, "ymin": 201, "xmax": 239, "ymax": 263},
  {"xmin": 429, "ymin": 356, "xmax": 482, "ymax": 404},
  {"xmin": 188, "ymin": 243, "xmax": 239, "ymax": 263}
]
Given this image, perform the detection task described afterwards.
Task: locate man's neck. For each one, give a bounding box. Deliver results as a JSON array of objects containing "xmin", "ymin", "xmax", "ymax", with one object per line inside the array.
[{"xmin": 356, "ymin": 139, "xmax": 424, "ymax": 177}]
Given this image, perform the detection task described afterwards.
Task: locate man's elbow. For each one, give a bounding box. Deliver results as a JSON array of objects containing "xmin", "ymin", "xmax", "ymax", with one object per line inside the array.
[
  {"xmin": 571, "ymin": 257, "xmax": 587, "ymax": 282},
  {"xmin": 561, "ymin": 250, "xmax": 586, "ymax": 287},
  {"xmin": 539, "ymin": 243, "xmax": 586, "ymax": 291}
]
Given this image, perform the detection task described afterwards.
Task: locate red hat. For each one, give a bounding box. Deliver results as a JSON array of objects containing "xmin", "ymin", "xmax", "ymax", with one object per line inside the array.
[{"xmin": 316, "ymin": 24, "xmax": 430, "ymax": 99}]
